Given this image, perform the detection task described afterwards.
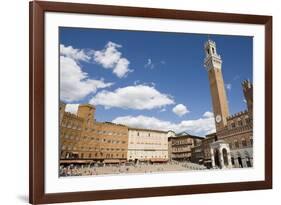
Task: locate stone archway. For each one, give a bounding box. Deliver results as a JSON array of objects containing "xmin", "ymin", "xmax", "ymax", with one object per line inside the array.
[
  {"xmin": 238, "ymin": 156, "xmax": 243, "ymax": 168},
  {"xmin": 230, "ymin": 153, "xmax": 235, "ymax": 166},
  {"xmin": 214, "ymin": 149, "xmax": 220, "ymax": 168},
  {"xmin": 244, "ymin": 151, "xmax": 252, "ymax": 167},
  {"xmin": 210, "ymin": 140, "xmax": 232, "ymax": 169},
  {"xmin": 222, "ymin": 148, "xmax": 229, "ymax": 166}
]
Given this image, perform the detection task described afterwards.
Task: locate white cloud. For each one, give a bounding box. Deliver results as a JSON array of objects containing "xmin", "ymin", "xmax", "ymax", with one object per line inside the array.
[
  {"xmin": 65, "ymin": 104, "xmax": 79, "ymax": 114},
  {"xmin": 144, "ymin": 58, "xmax": 154, "ymax": 69},
  {"xmin": 203, "ymin": 111, "xmax": 214, "ymax": 118},
  {"xmin": 226, "ymin": 83, "xmax": 232, "ymax": 91},
  {"xmin": 172, "ymin": 104, "xmax": 189, "ymax": 117},
  {"xmin": 90, "ymin": 84, "xmax": 174, "ymax": 110},
  {"xmin": 93, "ymin": 42, "xmax": 121, "ymax": 68},
  {"xmin": 60, "ymin": 44, "xmax": 90, "ymax": 62},
  {"xmin": 93, "ymin": 41, "xmax": 132, "ymax": 78},
  {"xmin": 60, "ymin": 56, "xmax": 113, "ymax": 102},
  {"xmin": 113, "ymin": 58, "xmax": 131, "ymax": 78},
  {"xmin": 112, "ymin": 115, "xmax": 215, "ymax": 136}
]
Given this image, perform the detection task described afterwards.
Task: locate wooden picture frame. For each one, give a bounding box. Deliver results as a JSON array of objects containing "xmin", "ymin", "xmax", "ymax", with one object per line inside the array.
[{"xmin": 29, "ymin": 1, "xmax": 272, "ymax": 204}]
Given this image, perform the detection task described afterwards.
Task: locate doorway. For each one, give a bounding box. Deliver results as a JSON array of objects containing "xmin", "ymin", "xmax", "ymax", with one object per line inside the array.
[
  {"xmin": 214, "ymin": 149, "xmax": 220, "ymax": 168},
  {"xmin": 238, "ymin": 157, "xmax": 243, "ymax": 168},
  {"xmin": 222, "ymin": 148, "xmax": 229, "ymax": 166}
]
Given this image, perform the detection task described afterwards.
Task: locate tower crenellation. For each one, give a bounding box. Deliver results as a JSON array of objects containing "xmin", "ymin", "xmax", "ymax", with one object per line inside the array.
[
  {"xmin": 242, "ymin": 79, "xmax": 253, "ymax": 114},
  {"xmin": 204, "ymin": 40, "xmax": 222, "ymax": 72}
]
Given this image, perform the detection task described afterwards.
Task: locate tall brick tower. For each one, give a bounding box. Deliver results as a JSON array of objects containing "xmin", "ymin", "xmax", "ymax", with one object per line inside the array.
[
  {"xmin": 204, "ymin": 39, "xmax": 229, "ymax": 132},
  {"xmin": 242, "ymin": 80, "xmax": 253, "ymax": 115}
]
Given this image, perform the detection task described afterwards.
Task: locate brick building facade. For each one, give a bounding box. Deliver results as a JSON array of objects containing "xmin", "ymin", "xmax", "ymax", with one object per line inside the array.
[{"xmin": 59, "ymin": 103, "xmax": 128, "ymax": 164}]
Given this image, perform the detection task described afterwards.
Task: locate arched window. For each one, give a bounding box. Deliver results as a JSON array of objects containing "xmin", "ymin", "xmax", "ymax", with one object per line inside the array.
[
  {"xmin": 231, "ymin": 157, "xmax": 235, "ymax": 165},
  {"xmin": 222, "ymin": 148, "xmax": 229, "ymax": 166},
  {"xmin": 245, "ymin": 117, "xmax": 250, "ymax": 124},
  {"xmin": 238, "ymin": 119, "xmax": 243, "ymax": 126}
]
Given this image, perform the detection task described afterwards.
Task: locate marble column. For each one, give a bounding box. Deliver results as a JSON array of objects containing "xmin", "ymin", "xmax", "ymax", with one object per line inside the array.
[{"xmin": 227, "ymin": 152, "xmax": 232, "ymax": 168}]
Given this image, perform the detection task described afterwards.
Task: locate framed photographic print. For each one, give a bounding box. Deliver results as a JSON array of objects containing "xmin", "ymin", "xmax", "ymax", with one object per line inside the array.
[{"xmin": 29, "ymin": 1, "xmax": 272, "ymax": 204}]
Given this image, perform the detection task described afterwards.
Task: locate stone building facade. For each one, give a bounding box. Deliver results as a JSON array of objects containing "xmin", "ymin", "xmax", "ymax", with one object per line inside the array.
[
  {"xmin": 203, "ymin": 39, "xmax": 253, "ymax": 169},
  {"xmin": 191, "ymin": 143, "xmax": 203, "ymax": 164},
  {"xmin": 168, "ymin": 132, "xmax": 203, "ymax": 162},
  {"xmin": 201, "ymin": 133, "xmax": 217, "ymax": 168},
  {"xmin": 217, "ymin": 108, "xmax": 253, "ymax": 168},
  {"xmin": 127, "ymin": 128, "xmax": 169, "ymax": 163}
]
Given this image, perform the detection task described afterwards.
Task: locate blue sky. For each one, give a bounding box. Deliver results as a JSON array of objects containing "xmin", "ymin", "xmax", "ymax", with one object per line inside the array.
[{"xmin": 59, "ymin": 27, "xmax": 253, "ymax": 136}]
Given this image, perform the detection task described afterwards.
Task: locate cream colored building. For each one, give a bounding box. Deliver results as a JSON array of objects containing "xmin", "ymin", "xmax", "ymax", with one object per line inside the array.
[{"xmin": 127, "ymin": 128, "xmax": 169, "ymax": 162}]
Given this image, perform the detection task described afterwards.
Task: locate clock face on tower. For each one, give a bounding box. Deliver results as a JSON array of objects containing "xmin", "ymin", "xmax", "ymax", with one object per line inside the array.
[{"xmin": 215, "ymin": 115, "xmax": 222, "ymax": 123}]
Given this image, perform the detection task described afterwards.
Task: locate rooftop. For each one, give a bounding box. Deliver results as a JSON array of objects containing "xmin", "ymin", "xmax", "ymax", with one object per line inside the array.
[{"xmin": 128, "ymin": 127, "xmax": 168, "ymax": 133}]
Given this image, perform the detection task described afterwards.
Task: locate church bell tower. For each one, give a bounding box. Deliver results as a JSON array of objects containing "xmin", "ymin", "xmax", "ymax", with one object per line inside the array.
[{"xmin": 204, "ymin": 39, "xmax": 229, "ymax": 131}]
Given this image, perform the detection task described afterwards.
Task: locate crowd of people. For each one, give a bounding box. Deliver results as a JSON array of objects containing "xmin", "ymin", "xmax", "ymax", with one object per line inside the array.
[{"xmin": 59, "ymin": 161, "xmax": 206, "ymax": 177}]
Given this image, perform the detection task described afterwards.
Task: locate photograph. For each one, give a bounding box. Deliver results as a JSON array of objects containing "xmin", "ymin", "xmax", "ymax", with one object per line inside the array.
[
  {"xmin": 28, "ymin": 1, "xmax": 272, "ymax": 203},
  {"xmin": 58, "ymin": 27, "xmax": 253, "ymax": 177}
]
